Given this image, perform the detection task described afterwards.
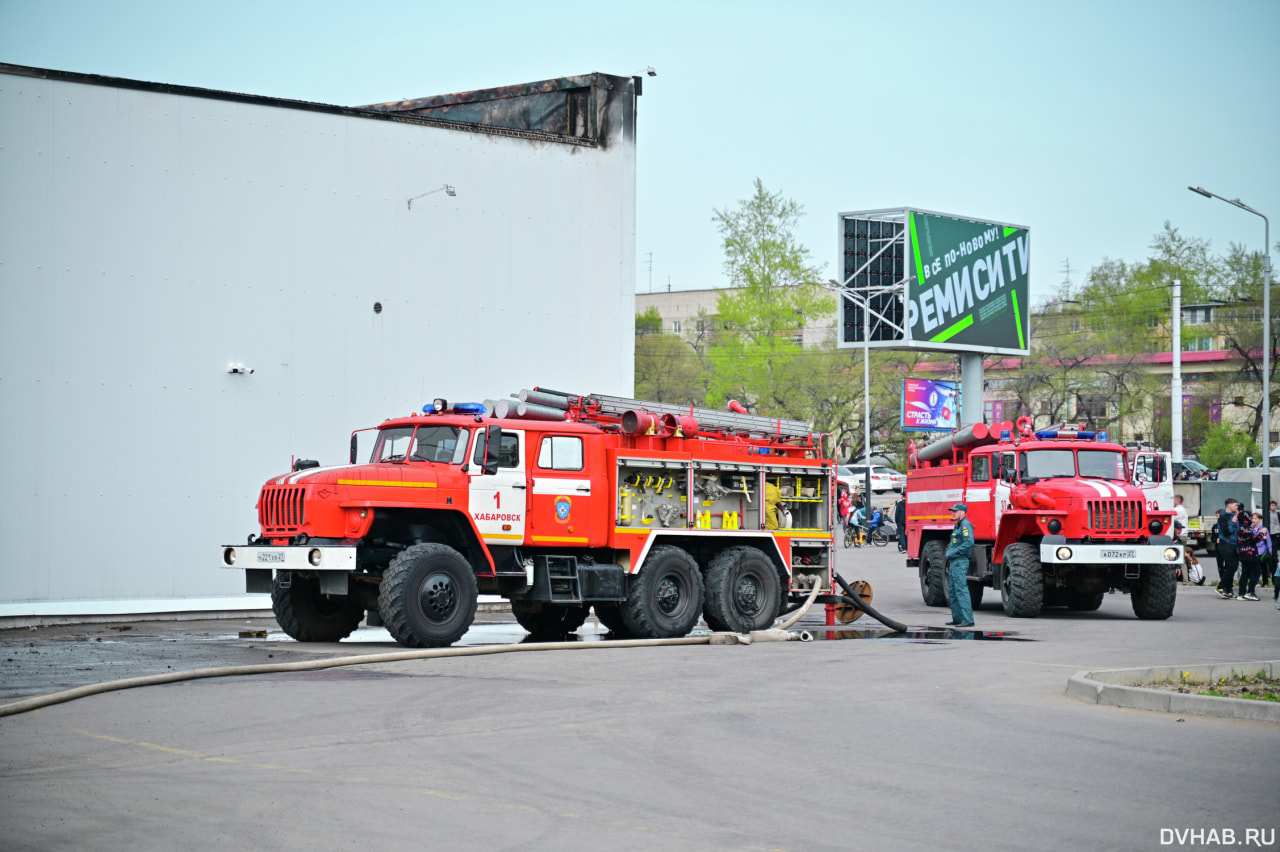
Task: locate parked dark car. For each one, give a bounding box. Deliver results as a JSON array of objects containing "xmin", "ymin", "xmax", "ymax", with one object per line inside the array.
[{"xmin": 1172, "ymin": 459, "xmax": 1217, "ymax": 480}]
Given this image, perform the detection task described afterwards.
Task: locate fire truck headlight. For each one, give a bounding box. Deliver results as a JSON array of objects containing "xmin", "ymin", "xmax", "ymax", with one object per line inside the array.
[
  {"xmin": 1047, "ymin": 519, "xmax": 1062, "ymax": 535},
  {"xmin": 1148, "ymin": 519, "xmax": 1163, "ymax": 534},
  {"xmin": 1056, "ymin": 547, "xmax": 1073, "ymax": 561},
  {"xmin": 308, "ymin": 548, "xmax": 323, "ymax": 567},
  {"xmin": 1163, "ymin": 548, "xmax": 1179, "ymax": 562},
  {"xmin": 224, "ymin": 547, "xmax": 237, "ymax": 566}
]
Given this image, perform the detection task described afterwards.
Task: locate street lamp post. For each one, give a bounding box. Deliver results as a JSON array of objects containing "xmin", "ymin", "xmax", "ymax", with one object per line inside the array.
[{"xmin": 1188, "ymin": 186, "xmax": 1272, "ymax": 515}]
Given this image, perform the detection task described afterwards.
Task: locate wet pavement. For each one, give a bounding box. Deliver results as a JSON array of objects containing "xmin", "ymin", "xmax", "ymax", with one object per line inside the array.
[{"xmin": 0, "ymin": 540, "xmax": 1267, "ymax": 706}]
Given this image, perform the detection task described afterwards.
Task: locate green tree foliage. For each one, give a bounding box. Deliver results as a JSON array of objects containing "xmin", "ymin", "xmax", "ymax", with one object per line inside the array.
[
  {"xmin": 1207, "ymin": 241, "xmax": 1279, "ymax": 440},
  {"xmin": 1197, "ymin": 423, "xmax": 1260, "ymax": 469},
  {"xmin": 633, "ymin": 180, "xmax": 969, "ymax": 463},
  {"xmin": 635, "ymin": 305, "xmax": 662, "ymax": 336},
  {"xmin": 634, "ymin": 306, "xmax": 710, "ymax": 406},
  {"xmin": 1019, "ymin": 223, "xmax": 1274, "ymax": 453},
  {"xmin": 705, "ymin": 179, "xmax": 836, "ymax": 413}
]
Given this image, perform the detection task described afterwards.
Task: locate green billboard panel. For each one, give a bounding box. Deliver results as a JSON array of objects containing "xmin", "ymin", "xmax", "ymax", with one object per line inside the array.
[{"xmin": 908, "ymin": 212, "xmax": 1030, "ymax": 354}]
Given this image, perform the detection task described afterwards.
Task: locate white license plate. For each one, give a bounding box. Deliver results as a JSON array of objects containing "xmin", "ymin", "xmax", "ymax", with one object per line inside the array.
[
  {"xmin": 1101, "ymin": 549, "xmax": 1136, "ymax": 559},
  {"xmin": 256, "ymin": 551, "xmax": 285, "ymax": 563}
]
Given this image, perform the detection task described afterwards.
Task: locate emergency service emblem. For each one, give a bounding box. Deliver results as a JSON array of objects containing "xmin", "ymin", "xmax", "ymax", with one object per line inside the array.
[{"xmin": 555, "ymin": 496, "xmax": 572, "ymax": 524}]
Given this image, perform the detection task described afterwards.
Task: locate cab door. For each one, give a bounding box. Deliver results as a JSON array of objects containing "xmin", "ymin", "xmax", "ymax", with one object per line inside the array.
[
  {"xmin": 467, "ymin": 429, "xmax": 527, "ymax": 545},
  {"xmin": 1133, "ymin": 451, "xmax": 1172, "ymax": 512},
  {"xmin": 993, "ymin": 451, "xmax": 1015, "ymax": 527},
  {"xmin": 528, "ymin": 433, "xmax": 601, "ymax": 547}
]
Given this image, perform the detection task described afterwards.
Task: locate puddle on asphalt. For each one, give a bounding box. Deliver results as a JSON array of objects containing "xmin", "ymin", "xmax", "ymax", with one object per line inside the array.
[{"xmin": 803, "ymin": 624, "xmax": 1030, "ymax": 642}]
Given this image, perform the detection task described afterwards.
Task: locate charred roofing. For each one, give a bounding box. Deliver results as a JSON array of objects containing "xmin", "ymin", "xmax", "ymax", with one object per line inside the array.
[{"xmin": 0, "ymin": 63, "xmax": 639, "ymax": 148}]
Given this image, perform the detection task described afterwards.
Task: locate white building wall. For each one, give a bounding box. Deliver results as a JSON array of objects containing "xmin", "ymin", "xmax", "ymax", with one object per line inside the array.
[{"xmin": 0, "ymin": 69, "xmax": 636, "ymax": 609}]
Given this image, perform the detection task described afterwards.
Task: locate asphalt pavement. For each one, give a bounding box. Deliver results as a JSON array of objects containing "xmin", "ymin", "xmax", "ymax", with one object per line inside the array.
[{"xmin": 1, "ymin": 542, "xmax": 1277, "ymax": 852}]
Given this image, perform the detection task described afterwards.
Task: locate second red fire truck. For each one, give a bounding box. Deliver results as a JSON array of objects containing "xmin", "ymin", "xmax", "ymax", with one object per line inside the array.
[{"xmin": 905, "ymin": 418, "xmax": 1181, "ymax": 619}]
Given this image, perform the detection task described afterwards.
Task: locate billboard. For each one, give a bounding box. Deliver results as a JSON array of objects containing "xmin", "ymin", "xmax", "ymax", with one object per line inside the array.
[
  {"xmin": 838, "ymin": 208, "xmax": 1030, "ymax": 356},
  {"xmin": 902, "ymin": 378, "xmax": 959, "ymax": 432}
]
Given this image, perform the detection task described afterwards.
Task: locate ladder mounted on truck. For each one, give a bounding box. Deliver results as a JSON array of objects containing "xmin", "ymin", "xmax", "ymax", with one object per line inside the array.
[{"xmin": 488, "ymin": 387, "xmax": 815, "ymax": 444}]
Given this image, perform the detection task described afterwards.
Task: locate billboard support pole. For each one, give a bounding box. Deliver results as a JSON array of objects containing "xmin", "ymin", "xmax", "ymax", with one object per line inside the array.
[
  {"xmin": 863, "ymin": 329, "xmax": 872, "ymax": 499},
  {"xmin": 960, "ymin": 353, "xmax": 984, "ymax": 427}
]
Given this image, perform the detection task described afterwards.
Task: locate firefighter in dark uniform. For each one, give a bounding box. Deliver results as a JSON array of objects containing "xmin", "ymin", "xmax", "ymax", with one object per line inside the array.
[{"xmin": 945, "ymin": 502, "xmax": 975, "ymax": 627}]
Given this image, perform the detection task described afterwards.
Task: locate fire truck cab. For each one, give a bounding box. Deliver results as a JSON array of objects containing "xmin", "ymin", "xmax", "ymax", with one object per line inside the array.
[{"xmin": 906, "ymin": 420, "xmax": 1181, "ymax": 620}]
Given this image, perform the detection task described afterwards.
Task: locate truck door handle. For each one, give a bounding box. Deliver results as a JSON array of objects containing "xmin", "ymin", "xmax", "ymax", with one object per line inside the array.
[
  {"xmin": 512, "ymin": 483, "xmax": 527, "ymax": 490},
  {"xmin": 575, "ymin": 487, "xmax": 591, "ymax": 493}
]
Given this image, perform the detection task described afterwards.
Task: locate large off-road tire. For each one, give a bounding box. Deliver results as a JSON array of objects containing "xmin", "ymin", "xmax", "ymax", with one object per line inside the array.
[
  {"xmin": 511, "ymin": 601, "xmax": 590, "ymax": 638},
  {"xmin": 621, "ymin": 545, "xmax": 704, "ymax": 639},
  {"xmin": 1131, "ymin": 566, "xmax": 1177, "ymax": 620},
  {"xmin": 379, "ymin": 543, "xmax": 478, "ymax": 647},
  {"xmin": 919, "ymin": 539, "xmax": 948, "ymax": 607},
  {"xmin": 272, "ymin": 573, "xmax": 365, "ymax": 642},
  {"xmin": 592, "ymin": 604, "xmax": 633, "ymax": 637},
  {"xmin": 703, "ymin": 547, "xmax": 782, "ymax": 633},
  {"xmin": 1000, "ymin": 542, "xmax": 1044, "ymax": 618},
  {"xmin": 968, "ymin": 581, "xmax": 984, "ymax": 611},
  {"xmin": 1065, "ymin": 589, "xmax": 1105, "ymax": 611}
]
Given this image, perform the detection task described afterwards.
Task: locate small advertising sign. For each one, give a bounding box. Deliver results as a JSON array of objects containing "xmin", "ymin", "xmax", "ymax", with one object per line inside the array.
[{"xmin": 902, "ymin": 378, "xmax": 958, "ymax": 432}]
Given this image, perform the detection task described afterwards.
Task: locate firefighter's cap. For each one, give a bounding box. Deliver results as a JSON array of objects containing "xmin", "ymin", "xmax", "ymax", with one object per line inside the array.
[{"xmin": 949, "ymin": 503, "xmax": 968, "ymax": 512}]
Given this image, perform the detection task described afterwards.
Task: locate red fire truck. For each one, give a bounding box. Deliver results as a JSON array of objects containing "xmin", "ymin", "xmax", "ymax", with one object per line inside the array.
[
  {"xmin": 905, "ymin": 418, "xmax": 1181, "ymax": 619},
  {"xmin": 221, "ymin": 390, "xmax": 838, "ymax": 646}
]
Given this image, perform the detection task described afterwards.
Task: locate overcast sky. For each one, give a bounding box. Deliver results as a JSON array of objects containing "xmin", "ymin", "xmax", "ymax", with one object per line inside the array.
[{"xmin": 2, "ymin": 0, "xmax": 1276, "ymax": 305}]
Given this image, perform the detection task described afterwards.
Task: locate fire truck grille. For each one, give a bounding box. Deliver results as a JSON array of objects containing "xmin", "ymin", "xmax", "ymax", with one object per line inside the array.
[
  {"xmin": 260, "ymin": 486, "xmax": 306, "ymax": 532},
  {"xmin": 1086, "ymin": 499, "xmax": 1142, "ymax": 534}
]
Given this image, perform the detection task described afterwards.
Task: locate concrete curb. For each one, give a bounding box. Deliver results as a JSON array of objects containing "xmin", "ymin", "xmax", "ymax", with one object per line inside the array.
[{"xmin": 1067, "ymin": 660, "xmax": 1280, "ymax": 723}]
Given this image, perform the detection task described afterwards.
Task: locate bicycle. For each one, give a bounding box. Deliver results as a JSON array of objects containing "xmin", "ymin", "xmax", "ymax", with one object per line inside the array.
[
  {"xmin": 868, "ymin": 525, "xmax": 891, "ymax": 547},
  {"xmin": 843, "ymin": 524, "xmax": 867, "ymax": 548}
]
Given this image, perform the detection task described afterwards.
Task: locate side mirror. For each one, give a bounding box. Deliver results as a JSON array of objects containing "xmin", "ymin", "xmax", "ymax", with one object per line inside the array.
[
  {"xmin": 482, "ymin": 424, "xmax": 501, "ymax": 475},
  {"xmin": 350, "ymin": 433, "xmax": 359, "ymax": 465}
]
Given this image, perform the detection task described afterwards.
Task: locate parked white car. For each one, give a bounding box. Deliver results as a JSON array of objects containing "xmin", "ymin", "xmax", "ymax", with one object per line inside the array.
[{"xmin": 838, "ymin": 464, "xmax": 906, "ymax": 493}]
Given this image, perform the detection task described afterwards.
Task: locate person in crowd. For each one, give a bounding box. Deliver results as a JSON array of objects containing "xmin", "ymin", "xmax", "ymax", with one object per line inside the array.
[
  {"xmin": 1264, "ymin": 500, "xmax": 1279, "ymax": 589},
  {"xmin": 894, "ymin": 497, "xmax": 907, "ymax": 552},
  {"xmin": 1235, "ymin": 509, "xmax": 1263, "ymax": 602},
  {"xmin": 837, "ymin": 488, "xmax": 852, "ymax": 527},
  {"xmin": 1172, "ymin": 494, "xmax": 1188, "ymax": 545},
  {"xmin": 1215, "ymin": 498, "xmax": 1240, "ymax": 599},
  {"xmin": 1248, "ymin": 512, "xmax": 1271, "ymax": 600}
]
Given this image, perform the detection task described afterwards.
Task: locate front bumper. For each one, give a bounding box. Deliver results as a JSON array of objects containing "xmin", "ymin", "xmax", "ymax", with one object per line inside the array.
[
  {"xmin": 1039, "ymin": 542, "xmax": 1182, "ymax": 566},
  {"xmin": 220, "ymin": 544, "xmax": 357, "ymax": 572}
]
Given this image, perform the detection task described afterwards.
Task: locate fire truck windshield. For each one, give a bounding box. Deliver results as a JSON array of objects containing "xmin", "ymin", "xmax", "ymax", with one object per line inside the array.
[
  {"xmin": 1022, "ymin": 448, "xmax": 1127, "ymax": 483},
  {"xmin": 1024, "ymin": 450, "xmax": 1075, "ymax": 481},
  {"xmin": 1077, "ymin": 449, "xmax": 1127, "ymax": 480},
  {"xmin": 372, "ymin": 425, "xmax": 468, "ymax": 464}
]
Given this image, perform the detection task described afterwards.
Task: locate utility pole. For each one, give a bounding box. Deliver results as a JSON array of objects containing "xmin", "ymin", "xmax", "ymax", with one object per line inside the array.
[
  {"xmin": 1189, "ymin": 186, "xmax": 1271, "ymax": 514},
  {"xmin": 1171, "ymin": 278, "xmax": 1182, "ymax": 464}
]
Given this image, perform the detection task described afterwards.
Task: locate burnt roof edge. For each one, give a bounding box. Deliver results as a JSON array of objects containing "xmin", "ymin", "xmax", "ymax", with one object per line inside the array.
[
  {"xmin": 359, "ymin": 72, "xmax": 621, "ymax": 113},
  {"xmin": 0, "ymin": 62, "xmax": 599, "ymax": 147}
]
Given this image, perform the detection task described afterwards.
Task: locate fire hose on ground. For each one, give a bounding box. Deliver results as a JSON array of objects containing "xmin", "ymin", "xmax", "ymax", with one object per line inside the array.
[{"xmin": 0, "ymin": 573, "xmax": 917, "ymax": 719}]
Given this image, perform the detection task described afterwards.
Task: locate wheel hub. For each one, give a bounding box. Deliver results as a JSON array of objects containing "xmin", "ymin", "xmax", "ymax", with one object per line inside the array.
[
  {"xmin": 419, "ymin": 572, "xmax": 458, "ymax": 621},
  {"xmin": 655, "ymin": 575, "xmax": 683, "ymax": 616},
  {"xmin": 734, "ymin": 575, "xmax": 760, "ymax": 615}
]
